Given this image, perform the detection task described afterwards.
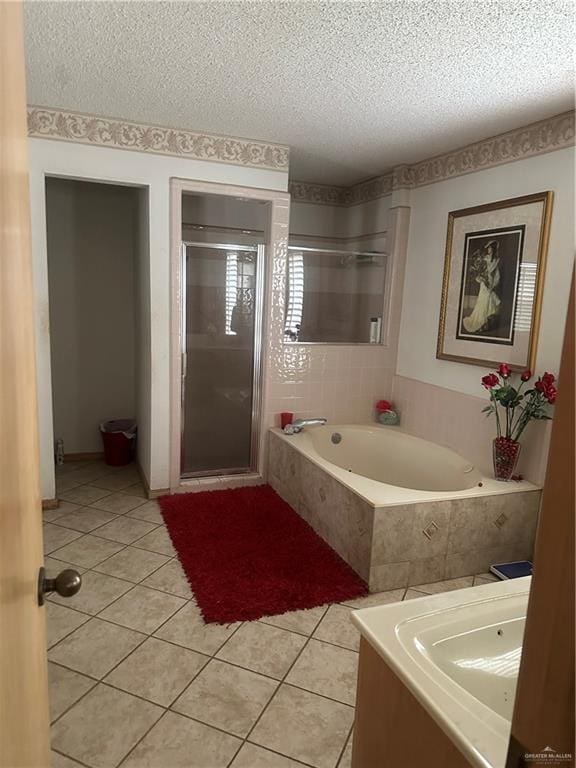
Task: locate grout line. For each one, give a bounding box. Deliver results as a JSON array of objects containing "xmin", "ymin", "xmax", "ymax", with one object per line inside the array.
[
  {"xmin": 335, "ymin": 723, "xmax": 355, "ymax": 768},
  {"xmin": 51, "ymin": 746, "xmax": 93, "ymax": 768}
]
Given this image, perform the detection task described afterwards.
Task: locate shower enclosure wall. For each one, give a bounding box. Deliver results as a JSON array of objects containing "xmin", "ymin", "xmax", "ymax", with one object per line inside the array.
[{"xmin": 174, "ymin": 189, "xmax": 270, "ymax": 483}]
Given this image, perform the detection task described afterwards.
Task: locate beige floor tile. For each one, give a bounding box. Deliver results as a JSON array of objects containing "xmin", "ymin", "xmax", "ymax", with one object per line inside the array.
[
  {"xmin": 216, "ymin": 621, "xmax": 306, "ymax": 680},
  {"xmin": 51, "ymin": 684, "xmax": 162, "ymax": 768},
  {"xmin": 49, "ymin": 570, "xmax": 133, "ymax": 615},
  {"xmin": 172, "ymin": 659, "xmax": 278, "ymax": 737},
  {"xmin": 48, "ymin": 662, "xmax": 96, "ymax": 722},
  {"xmin": 411, "ymin": 576, "xmax": 474, "ymax": 594},
  {"xmin": 43, "ymin": 523, "xmax": 83, "ymax": 555},
  {"xmin": 48, "ymin": 618, "xmax": 145, "ymax": 679},
  {"xmin": 105, "ymin": 636, "xmax": 208, "ymax": 707},
  {"xmin": 46, "ymin": 603, "xmax": 90, "ymax": 649},
  {"xmin": 312, "ymin": 605, "xmax": 360, "ymax": 651},
  {"xmin": 59, "ymin": 486, "xmax": 112, "ymax": 505},
  {"xmin": 286, "ymin": 639, "xmax": 358, "ymax": 706},
  {"xmin": 473, "ymin": 575, "xmax": 499, "ymax": 586},
  {"xmin": 125, "ymin": 501, "xmax": 163, "ymax": 525},
  {"xmin": 141, "ymin": 559, "xmax": 192, "ymax": 598},
  {"xmin": 52, "ymin": 508, "xmax": 119, "ymax": 533},
  {"xmin": 120, "ymin": 711, "xmax": 241, "ymax": 768},
  {"xmin": 51, "ymin": 751, "xmax": 85, "ymax": 768},
  {"xmin": 43, "ymin": 506, "xmax": 73, "ymax": 523},
  {"xmin": 90, "ymin": 493, "xmax": 147, "ymax": 515},
  {"xmin": 93, "ymin": 546, "xmax": 170, "ymax": 582},
  {"xmin": 92, "ymin": 516, "xmax": 158, "ymax": 545},
  {"xmin": 99, "ymin": 585, "xmax": 186, "ymax": 634},
  {"xmin": 55, "ymin": 477, "xmax": 84, "ymax": 494},
  {"xmin": 45, "ymin": 556, "xmax": 88, "ymax": 576},
  {"xmin": 474, "ymin": 572, "xmax": 499, "ymax": 584},
  {"xmin": 340, "ymin": 588, "xmax": 406, "ymax": 609},
  {"xmin": 133, "ymin": 526, "xmax": 175, "ymax": 556},
  {"xmin": 403, "ymin": 589, "xmax": 428, "ymax": 600},
  {"xmin": 250, "ymin": 684, "xmax": 354, "ymax": 768},
  {"xmin": 121, "ymin": 482, "xmax": 147, "ymax": 498},
  {"xmin": 51, "ymin": 535, "xmax": 125, "ymax": 569},
  {"xmin": 154, "ymin": 601, "xmax": 239, "ymax": 655},
  {"xmin": 338, "ymin": 733, "xmax": 353, "ymax": 768},
  {"xmin": 91, "ymin": 474, "xmax": 142, "ymax": 492},
  {"xmin": 231, "ymin": 743, "xmax": 307, "ymax": 768},
  {"xmin": 259, "ymin": 605, "xmax": 328, "ymax": 636}
]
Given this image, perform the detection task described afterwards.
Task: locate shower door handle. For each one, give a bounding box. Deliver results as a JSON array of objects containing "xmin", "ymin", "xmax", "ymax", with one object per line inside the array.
[{"xmin": 181, "ymin": 352, "xmax": 187, "ymax": 380}]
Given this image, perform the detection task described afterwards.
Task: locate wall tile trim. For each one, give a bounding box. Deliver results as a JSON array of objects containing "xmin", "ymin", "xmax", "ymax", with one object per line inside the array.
[
  {"xmin": 290, "ymin": 110, "xmax": 575, "ymax": 206},
  {"xmin": 27, "ymin": 106, "xmax": 290, "ymax": 172}
]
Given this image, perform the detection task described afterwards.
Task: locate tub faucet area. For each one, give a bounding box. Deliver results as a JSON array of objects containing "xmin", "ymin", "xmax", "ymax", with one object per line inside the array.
[{"xmin": 283, "ymin": 417, "xmax": 327, "ymax": 435}]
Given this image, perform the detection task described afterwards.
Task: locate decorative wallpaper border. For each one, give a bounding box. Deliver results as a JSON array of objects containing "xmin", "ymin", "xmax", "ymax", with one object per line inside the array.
[
  {"xmin": 27, "ymin": 107, "xmax": 289, "ymax": 172},
  {"xmin": 290, "ymin": 109, "xmax": 575, "ymax": 206},
  {"xmin": 27, "ymin": 106, "xmax": 573, "ymax": 194}
]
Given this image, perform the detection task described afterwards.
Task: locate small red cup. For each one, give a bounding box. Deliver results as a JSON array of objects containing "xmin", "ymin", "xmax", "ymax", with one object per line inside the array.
[{"xmin": 280, "ymin": 412, "xmax": 294, "ymax": 429}]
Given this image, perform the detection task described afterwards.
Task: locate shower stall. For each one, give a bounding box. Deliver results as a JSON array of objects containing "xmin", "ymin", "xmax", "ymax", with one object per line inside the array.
[{"xmin": 180, "ymin": 240, "xmax": 265, "ymax": 478}]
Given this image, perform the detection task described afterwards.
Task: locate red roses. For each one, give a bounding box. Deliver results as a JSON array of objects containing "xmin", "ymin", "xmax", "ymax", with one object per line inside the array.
[
  {"xmin": 535, "ymin": 372, "xmax": 557, "ymax": 404},
  {"xmin": 375, "ymin": 399, "xmax": 392, "ymax": 413},
  {"xmin": 480, "ymin": 364, "xmax": 557, "ymax": 443},
  {"xmin": 482, "ymin": 373, "xmax": 499, "ymax": 389}
]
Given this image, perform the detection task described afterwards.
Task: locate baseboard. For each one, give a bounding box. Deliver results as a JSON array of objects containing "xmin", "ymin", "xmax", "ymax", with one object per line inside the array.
[
  {"xmin": 136, "ymin": 461, "xmax": 169, "ymax": 499},
  {"xmin": 64, "ymin": 451, "xmax": 104, "ymax": 462},
  {"xmin": 42, "ymin": 498, "xmax": 59, "ymax": 510}
]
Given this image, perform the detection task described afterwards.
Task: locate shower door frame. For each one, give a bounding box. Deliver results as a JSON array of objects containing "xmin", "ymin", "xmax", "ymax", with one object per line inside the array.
[
  {"xmin": 169, "ymin": 178, "xmax": 290, "ymax": 493},
  {"xmin": 179, "ymin": 240, "xmax": 266, "ymax": 479}
]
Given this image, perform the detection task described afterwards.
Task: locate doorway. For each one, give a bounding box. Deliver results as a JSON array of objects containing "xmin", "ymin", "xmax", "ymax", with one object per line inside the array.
[{"xmin": 45, "ymin": 177, "xmax": 147, "ymax": 472}]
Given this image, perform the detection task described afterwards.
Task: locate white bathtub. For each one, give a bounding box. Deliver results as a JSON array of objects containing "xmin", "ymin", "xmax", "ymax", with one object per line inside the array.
[{"xmin": 272, "ymin": 424, "xmax": 538, "ymax": 507}]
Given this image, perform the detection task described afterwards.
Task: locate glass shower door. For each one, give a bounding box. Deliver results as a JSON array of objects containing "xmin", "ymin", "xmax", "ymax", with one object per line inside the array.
[{"xmin": 181, "ymin": 242, "xmax": 263, "ymax": 477}]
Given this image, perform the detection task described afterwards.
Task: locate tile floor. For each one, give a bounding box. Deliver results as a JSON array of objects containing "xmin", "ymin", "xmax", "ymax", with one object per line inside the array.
[{"xmin": 46, "ymin": 460, "xmax": 498, "ymax": 768}]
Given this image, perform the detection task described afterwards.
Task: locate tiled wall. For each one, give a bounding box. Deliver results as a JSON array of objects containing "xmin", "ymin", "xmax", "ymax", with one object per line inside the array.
[
  {"xmin": 261, "ymin": 206, "xmax": 410, "ymax": 431},
  {"xmin": 391, "ymin": 375, "xmax": 552, "ymax": 484}
]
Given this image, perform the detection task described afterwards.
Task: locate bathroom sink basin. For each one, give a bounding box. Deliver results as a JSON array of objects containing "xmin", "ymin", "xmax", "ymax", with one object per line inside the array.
[{"xmin": 351, "ymin": 577, "xmax": 530, "ymax": 768}]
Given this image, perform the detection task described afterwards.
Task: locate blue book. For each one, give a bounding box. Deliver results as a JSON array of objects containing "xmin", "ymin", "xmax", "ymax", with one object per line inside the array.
[{"xmin": 490, "ymin": 560, "xmax": 533, "ymax": 580}]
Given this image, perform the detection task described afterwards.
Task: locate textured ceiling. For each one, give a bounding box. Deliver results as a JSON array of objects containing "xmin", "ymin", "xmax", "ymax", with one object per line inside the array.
[{"xmin": 24, "ymin": 1, "xmax": 574, "ymax": 185}]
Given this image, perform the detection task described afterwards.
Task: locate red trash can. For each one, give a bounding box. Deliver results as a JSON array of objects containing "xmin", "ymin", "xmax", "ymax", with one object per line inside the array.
[{"xmin": 100, "ymin": 420, "xmax": 137, "ymax": 466}]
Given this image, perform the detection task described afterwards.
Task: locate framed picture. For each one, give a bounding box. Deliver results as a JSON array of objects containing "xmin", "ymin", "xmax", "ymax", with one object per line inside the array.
[{"xmin": 437, "ymin": 191, "xmax": 553, "ymax": 370}]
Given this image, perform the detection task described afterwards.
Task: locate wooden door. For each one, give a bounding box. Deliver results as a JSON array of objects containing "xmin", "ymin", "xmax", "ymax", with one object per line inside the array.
[
  {"xmin": 0, "ymin": 2, "xmax": 51, "ymax": 765},
  {"xmin": 506, "ymin": 272, "xmax": 575, "ymax": 765}
]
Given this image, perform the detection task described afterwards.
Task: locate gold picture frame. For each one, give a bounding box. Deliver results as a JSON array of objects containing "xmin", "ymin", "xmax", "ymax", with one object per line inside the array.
[{"xmin": 437, "ymin": 191, "xmax": 553, "ymax": 371}]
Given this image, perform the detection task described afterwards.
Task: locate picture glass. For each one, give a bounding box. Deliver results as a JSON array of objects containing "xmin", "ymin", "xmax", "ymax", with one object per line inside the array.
[{"xmin": 437, "ymin": 193, "xmax": 551, "ymax": 370}]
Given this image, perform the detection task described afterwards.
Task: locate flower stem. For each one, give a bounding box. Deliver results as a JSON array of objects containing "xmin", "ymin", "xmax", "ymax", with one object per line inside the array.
[{"xmin": 491, "ymin": 391, "xmax": 501, "ymax": 437}]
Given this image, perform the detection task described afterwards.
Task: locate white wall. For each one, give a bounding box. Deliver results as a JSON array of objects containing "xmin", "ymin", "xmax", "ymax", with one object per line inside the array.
[
  {"xmin": 397, "ymin": 147, "xmax": 575, "ymax": 394},
  {"xmin": 30, "ymin": 137, "xmax": 288, "ymax": 499},
  {"xmin": 46, "ymin": 179, "xmax": 138, "ymax": 453},
  {"xmin": 395, "ymin": 147, "xmax": 574, "ymax": 482}
]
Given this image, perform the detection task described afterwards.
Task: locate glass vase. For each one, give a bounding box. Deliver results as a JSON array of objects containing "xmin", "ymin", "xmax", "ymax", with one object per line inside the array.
[{"xmin": 493, "ymin": 437, "xmax": 521, "ymax": 481}]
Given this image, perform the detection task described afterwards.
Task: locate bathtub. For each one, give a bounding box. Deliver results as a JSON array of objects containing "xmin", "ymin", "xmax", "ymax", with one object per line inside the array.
[{"xmin": 267, "ymin": 425, "xmax": 541, "ymax": 591}]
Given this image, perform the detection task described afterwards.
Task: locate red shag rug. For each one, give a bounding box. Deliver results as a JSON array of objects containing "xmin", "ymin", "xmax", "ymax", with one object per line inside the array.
[{"xmin": 158, "ymin": 485, "xmax": 368, "ymax": 624}]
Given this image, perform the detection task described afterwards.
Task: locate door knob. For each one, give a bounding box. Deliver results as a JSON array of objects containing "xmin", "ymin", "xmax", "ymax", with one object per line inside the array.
[{"xmin": 37, "ymin": 566, "xmax": 82, "ymax": 606}]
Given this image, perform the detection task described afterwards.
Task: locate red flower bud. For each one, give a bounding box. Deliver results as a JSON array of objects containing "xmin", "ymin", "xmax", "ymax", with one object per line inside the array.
[
  {"xmin": 498, "ymin": 363, "xmax": 511, "ymax": 378},
  {"xmin": 376, "ymin": 399, "xmax": 392, "ymax": 412},
  {"xmin": 535, "ymin": 380, "xmax": 546, "ymax": 393},
  {"xmin": 542, "ymin": 372, "xmax": 555, "ymax": 387},
  {"xmin": 482, "ymin": 373, "xmax": 499, "ymax": 389},
  {"xmin": 520, "ymin": 370, "xmax": 531, "ymax": 382}
]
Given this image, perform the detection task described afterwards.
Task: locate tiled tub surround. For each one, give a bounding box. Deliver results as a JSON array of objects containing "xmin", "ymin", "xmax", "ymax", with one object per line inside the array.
[{"xmin": 268, "ymin": 429, "xmax": 541, "ymax": 592}]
